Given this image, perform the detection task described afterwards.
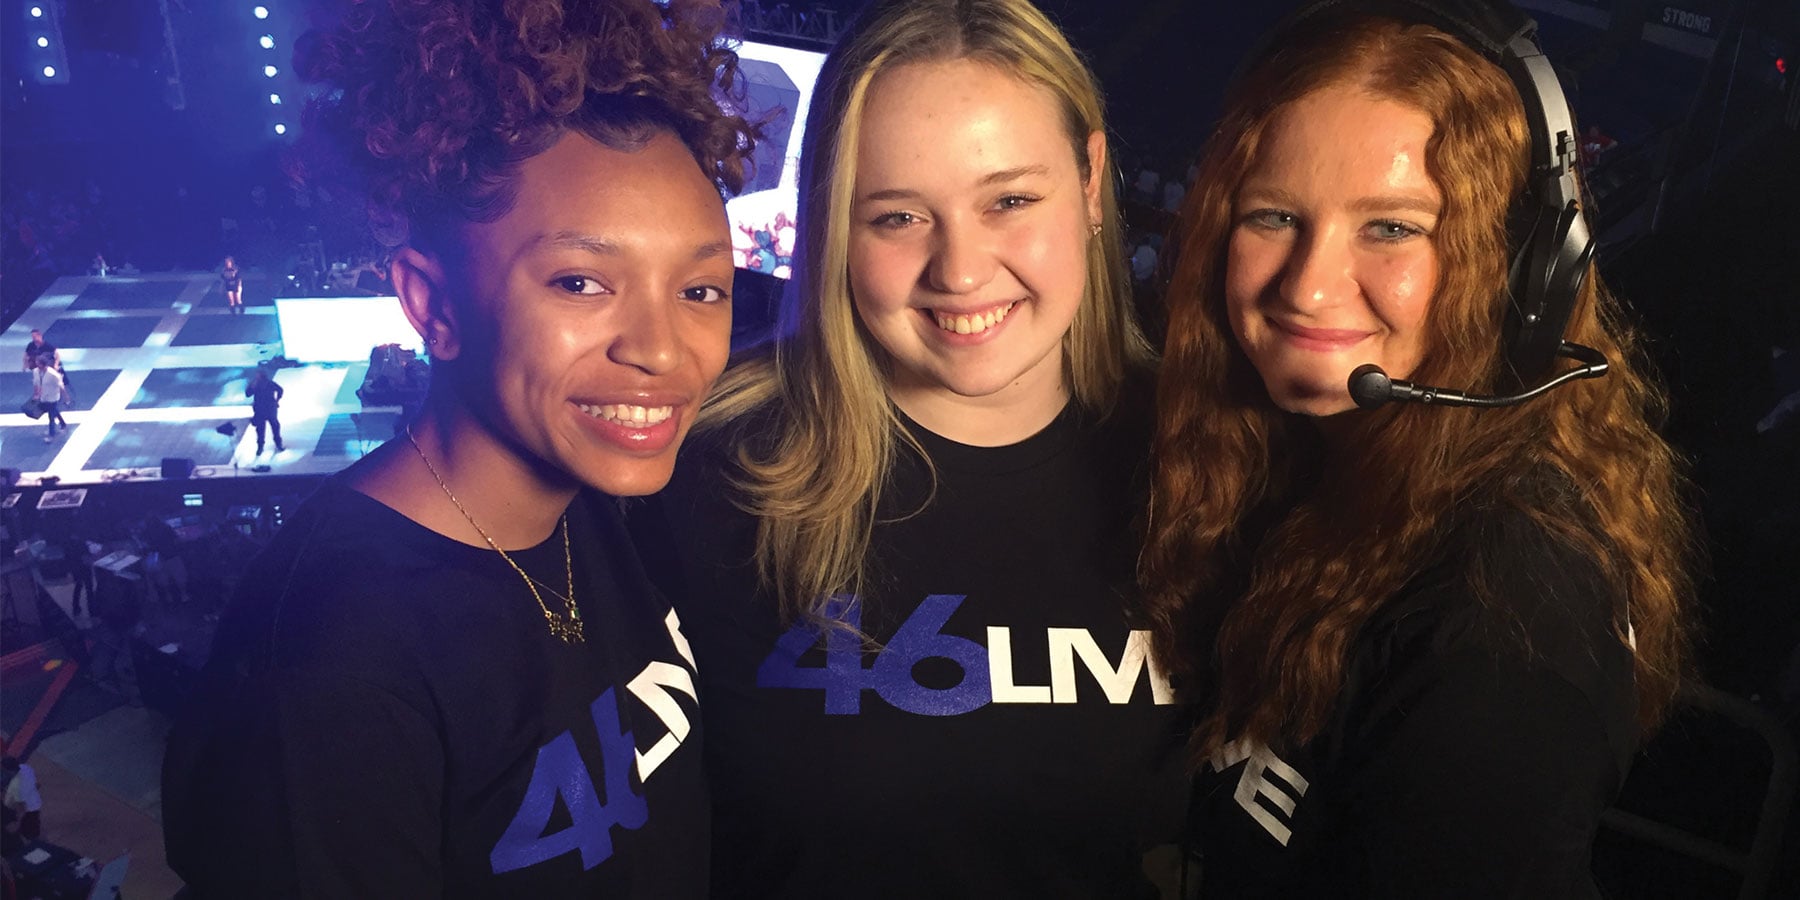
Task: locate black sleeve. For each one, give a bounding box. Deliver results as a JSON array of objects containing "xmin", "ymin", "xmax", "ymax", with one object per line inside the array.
[
  {"xmin": 164, "ymin": 670, "xmax": 445, "ymax": 899},
  {"xmin": 1353, "ymin": 644, "xmax": 1623, "ymax": 899}
]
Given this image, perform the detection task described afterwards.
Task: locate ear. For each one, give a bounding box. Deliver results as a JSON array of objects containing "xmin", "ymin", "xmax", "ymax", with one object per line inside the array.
[
  {"xmin": 390, "ymin": 247, "xmax": 461, "ymax": 360},
  {"xmin": 1083, "ymin": 130, "xmax": 1108, "ymax": 228}
]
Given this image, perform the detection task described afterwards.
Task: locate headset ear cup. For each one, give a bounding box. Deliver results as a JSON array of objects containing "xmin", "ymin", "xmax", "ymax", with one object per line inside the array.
[{"xmin": 1506, "ymin": 198, "xmax": 1592, "ymax": 381}]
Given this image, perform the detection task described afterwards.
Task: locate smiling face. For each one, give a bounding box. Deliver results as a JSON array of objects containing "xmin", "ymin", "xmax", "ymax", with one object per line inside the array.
[
  {"xmin": 439, "ymin": 129, "xmax": 733, "ymax": 497},
  {"xmin": 848, "ymin": 57, "xmax": 1103, "ymax": 429},
  {"xmin": 1226, "ymin": 84, "xmax": 1442, "ymax": 417}
]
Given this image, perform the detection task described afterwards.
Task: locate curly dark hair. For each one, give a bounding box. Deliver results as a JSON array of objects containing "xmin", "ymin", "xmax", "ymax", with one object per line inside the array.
[{"xmin": 292, "ymin": 0, "xmax": 756, "ymax": 249}]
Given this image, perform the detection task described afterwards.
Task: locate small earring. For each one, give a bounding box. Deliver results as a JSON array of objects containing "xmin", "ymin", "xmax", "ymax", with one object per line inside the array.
[{"xmin": 1089, "ymin": 223, "xmax": 1102, "ymax": 237}]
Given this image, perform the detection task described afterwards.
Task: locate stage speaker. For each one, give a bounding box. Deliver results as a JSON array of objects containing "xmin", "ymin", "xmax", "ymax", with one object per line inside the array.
[{"xmin": 161, "ymin": 457, "xmax": 196, "ymax": 480}]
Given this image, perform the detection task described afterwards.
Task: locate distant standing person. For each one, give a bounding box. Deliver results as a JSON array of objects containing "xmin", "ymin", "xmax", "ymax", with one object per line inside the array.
[
  {"xmin": 21, "ymin": 329, "xmax": 71, "ymax": 400},
  {"xmin": 31, "ymin": 355, "xmax": 68, "ymax": 443},
  {"xmin": 247, "ymin": 368, "xmax": 283, "ymax": 454},
  {"xmin": 3, "ymin": 757, "xmax": 42, "ymax": 841},
  {"xmin": 221, "ymin": 256, "xmax": 244, "ymax": 315}
]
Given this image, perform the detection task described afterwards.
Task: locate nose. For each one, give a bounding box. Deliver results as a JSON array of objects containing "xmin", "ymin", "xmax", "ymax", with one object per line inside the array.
[
  {"xmin": 1278, "ymin": 223, "xmax": 1357, "ymax": 313},
  {"xmin": 925, "ymin": 217, "xmax": 997, "ymax": 295},
  {"xmin": 607, "ymin": 296, "xmax": 683, "ymax": 376}
]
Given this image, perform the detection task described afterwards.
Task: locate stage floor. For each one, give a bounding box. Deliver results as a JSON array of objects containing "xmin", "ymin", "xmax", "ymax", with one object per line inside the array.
[{"xmin": 0, "ymin": 272, "xmax": 406, "ymax": 486}]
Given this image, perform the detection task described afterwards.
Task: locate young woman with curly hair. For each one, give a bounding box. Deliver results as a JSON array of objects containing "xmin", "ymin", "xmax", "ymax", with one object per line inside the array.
[
  {"xmin": 162, "ymin": 0, "xmax": 754, "ymax": 895},
  {"xmin": 631, "ymin": 0, "xmax": 1186, "ymax": 894},
  {"xmin": 1140, "ymin": 7, "xmax": 1693, "ymax": 896}
]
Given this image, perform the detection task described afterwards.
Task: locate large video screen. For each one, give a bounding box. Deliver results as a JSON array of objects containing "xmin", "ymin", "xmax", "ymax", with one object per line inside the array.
[
  {"xmin": 274, "ymin": 296, "xmax": 422, "ymax": 364},
  {"xmin": 725, "ymin": 39, "xmax": 827, "ymax": 280}
]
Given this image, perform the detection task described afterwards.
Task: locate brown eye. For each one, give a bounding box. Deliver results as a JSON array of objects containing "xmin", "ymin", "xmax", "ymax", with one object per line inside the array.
[{"xmin": 551, "ymin": 275, "xmax": 607, "ymax": 295}]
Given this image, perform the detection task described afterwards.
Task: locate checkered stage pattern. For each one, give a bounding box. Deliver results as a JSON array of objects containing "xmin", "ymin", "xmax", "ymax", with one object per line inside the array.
[{"xmin": 0, "ymin": 272, "xmax": 404, "ymax": 486}]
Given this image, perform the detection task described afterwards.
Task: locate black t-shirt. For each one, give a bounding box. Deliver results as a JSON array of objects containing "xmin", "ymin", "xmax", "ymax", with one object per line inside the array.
[
  {"xmin": 634, "ymin": 396, "xmax": 1190, "ymax": 899},
  {"xmin": 1191, "ymin": 508, "xmax": 1639, "ymax": 898},
  {"xmin": 163, "ymin": 480, "xmax": 708, "ymax": 899}
]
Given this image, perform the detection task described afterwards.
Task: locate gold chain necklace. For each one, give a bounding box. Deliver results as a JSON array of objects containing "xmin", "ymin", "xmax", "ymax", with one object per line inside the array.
[{"xmin": 405, "ymin": 427, "xmax": 584, "ymax": 644}]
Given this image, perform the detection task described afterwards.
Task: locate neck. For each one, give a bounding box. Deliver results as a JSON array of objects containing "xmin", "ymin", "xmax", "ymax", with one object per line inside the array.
[
  {"xmin": 354, "ymin": 396, "xmax": 576, "ymax": 549},
  {"xmin": 887, "ymin": 352, "xmax": 1070, "ymax": 447}
]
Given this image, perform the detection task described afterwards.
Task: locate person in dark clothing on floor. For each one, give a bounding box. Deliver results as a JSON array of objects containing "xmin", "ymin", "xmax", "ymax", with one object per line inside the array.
[
  {"xmin": 1140, "ymin": 4, "xmax": 1695, "ymax": 896},
  {"xmin": 246, "ymin": 368, "xmax": 284, "ymax": 454},
  {"xmin": 159, "ymin": 0, "xmax": 756, "ymax": 896}
]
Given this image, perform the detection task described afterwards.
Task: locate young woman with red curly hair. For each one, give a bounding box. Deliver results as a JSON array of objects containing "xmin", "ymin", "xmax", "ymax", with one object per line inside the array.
[
  {"xmin": 162, "ymin": 1, "xmax": 754, "ymax": 895},
  {"xmin": 1141, "ymin": 7, "xmax": 1693, "ymax": 897}
]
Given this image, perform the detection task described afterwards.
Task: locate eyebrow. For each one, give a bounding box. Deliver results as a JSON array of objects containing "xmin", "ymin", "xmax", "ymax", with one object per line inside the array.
[
  {"xmin": 1350, "ymin": 194, "xmax": 1441, "ymax": 216},
  {"xmin": 528, "ymin": 231, "xmax": 734, "ymax": 261},
  {"xmin": 858, "ymin": 164, "xmax": 1054, "ymax": 203},
  {"xmin": 1238, "ymin": 186, "xmax": 1439, "ymax": 217}
]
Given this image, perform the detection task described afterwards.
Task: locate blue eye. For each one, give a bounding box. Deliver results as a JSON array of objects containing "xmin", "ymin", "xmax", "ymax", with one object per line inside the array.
[
  {"xmin": 871, "ymin": 211, "xmax": 920, "ymax": 229},
  {"xmin": 551, "ymin": 275, "xmax": 607, "ymax": 295},
  {"xmin": 1243, "ymin": 209, "xmax": 1296, "ymax": 230},
  {"xmin": 681, "ymin": 285, "xmax": 730, "ymax": 304},
  {"xmin": 1366, "ymin": 220, "xmax": 1425, "ymax": 242}
]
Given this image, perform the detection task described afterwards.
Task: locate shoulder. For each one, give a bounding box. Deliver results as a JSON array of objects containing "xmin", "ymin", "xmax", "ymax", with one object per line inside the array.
[
  {"xmin": 1357, "ymin": 503, "xmax": 1639, "ymax": 773},
  {"xmin": 211, "ymin": 482, "xmax": 467, "ymax": 679}
]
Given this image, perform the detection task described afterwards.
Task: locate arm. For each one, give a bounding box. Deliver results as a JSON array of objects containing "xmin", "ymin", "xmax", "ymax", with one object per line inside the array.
[
  {"xmin": 163, "ymin": 670, "xmax": 447, "ymax": 899},
  {"xmin": 273, "ymin": 381, "xmax": 284, "ymax": 402}
]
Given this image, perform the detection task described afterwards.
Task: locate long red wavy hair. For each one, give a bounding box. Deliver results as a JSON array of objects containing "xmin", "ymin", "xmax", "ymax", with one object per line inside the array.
[{"xmin": 1141, "ymin": 16, "xmax": 1693, "ymax": 757}]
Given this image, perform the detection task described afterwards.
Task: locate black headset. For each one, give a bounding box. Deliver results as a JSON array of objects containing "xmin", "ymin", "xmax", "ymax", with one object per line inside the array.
[{"xmin": 1236, "ymin": 0, "xmax": 1610, "ymax": 407}]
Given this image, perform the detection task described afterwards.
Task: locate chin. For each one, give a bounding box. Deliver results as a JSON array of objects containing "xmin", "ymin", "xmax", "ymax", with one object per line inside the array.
[
  {"xmin": 583, "ymin": 461, "xmax": 679, "ymax": 498},
  {"xmin": 1265, "ymin": 380, "xmax": 1356, "ymax": 418}
]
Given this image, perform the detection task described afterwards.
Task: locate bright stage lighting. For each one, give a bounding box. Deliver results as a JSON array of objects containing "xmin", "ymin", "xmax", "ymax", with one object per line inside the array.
[
  {"xmin": 30, "ymin": 6, "xmax": 43, "ymax": 17},
  {"xmin": 259, "ymin": 34, "xmax": 274, "ymax": 49},
  {"xmin": 36, "ymin": 37, "xmax": 49, "ymax": 48},
  {"xmin": 253, "ymin": 6, "xmax": 269, "ymax": 18},
  {"xmin": 269, "ymin": 93, "xmax": 281, "ymax": 105},
  {"xmin": 274, "ymin": 123, "xmax": 287, "ymax": 134},
  {"xmin": 264, "ymin": 65, "xmax": 278, "ymax": 77},
  {"xmin": 42, "ymin": 65, "xmax": 55, "ymax": 77}
]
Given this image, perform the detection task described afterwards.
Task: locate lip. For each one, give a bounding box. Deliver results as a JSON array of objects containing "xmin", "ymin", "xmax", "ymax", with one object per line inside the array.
[
  {"xmin": 1271, "ymin": 319, "xmax": 1372, "ymax": 352},
  {"xmin": 570, "ymin": 394, "xmax": 689, "ymax": 455},
  {"xmin": 918, "ymin": 299, "xmax": 1023, "ymax": 346}
]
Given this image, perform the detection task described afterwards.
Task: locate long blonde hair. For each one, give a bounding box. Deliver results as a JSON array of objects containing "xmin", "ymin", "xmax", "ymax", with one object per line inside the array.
[
  {"xmin": 703, "ymin": 0, "xmax": 1154, "ymax": 623},
  {"xmin": 1140, "ymin": 17, "xmax": 1692, "ymax": 754}
]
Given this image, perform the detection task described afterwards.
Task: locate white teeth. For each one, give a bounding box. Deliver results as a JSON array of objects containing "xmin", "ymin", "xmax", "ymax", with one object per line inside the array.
[
  {"xmin": 934, "ymin": 301, "xmax": 1017, "ymax": 335},
  {"xmin": 578, "ymin": 403, "xmax": 674, "ymax": 427}
]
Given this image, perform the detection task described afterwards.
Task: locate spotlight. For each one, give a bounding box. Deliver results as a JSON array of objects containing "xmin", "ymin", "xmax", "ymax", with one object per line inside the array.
[
  {"xmin": 42, "ymin": 65, "xmax": 55, "ymax": 78},
  {"xmin": 274, "ymin": 123, "xmax": 287, "ymax": 135},
  {"xmin": 269, "ymin": 93, "xmax": 281, "ymax": 105},
  {"xmin": 259, "ymin": 34, "xmax": 274, "ymax": 49},
  {"xmin": 30, "ymin": 6, "xmax": 43, "ymax": 17},
  {"xmin": 264, "ymin": 64, "xmax": 277, "ymax": 77},
  {"xmin": 36, "ymin": 37, "xmax": 49, "ymax": 48},
  {"xmin": 253, "ymin": 5, "xmax": 269, "ymax": 18}
]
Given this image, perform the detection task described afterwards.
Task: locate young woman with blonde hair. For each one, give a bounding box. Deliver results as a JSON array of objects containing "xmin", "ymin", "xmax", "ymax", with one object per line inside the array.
[
  {"xmin": 1141, "ymin": 3, "xmax": 1693, "ymax": 895},
  {"xmin": 637, "ymin": 0, "xmax": 1185, "ymax": 893}
]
